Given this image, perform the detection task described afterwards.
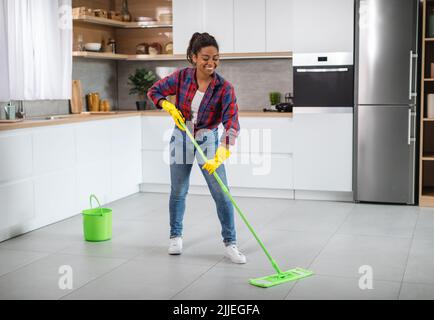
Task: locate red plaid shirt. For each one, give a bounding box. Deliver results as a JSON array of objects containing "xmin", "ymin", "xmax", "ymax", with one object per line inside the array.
[{"xmin": 147, "ymin": 67, "xmax": 240, "ymax": 146}]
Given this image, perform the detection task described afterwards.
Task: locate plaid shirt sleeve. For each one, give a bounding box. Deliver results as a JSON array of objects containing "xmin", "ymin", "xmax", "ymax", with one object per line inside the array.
[
  {"xmin": 220, "ymin": 83, "xmax": 240, "ymax": 147},
  {"xmin": 147, "ymin": 70, "xmax": 180, "ymax": 109}
]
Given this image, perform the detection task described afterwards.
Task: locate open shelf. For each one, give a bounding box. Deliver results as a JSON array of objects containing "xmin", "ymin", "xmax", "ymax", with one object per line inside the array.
[
  {"xmin": 73, "ymin": 51, "xmax": 129, "ymax": 60},
  {"xmin": 73, "ymin": 15, "xmax": 172, "ymax": 29},
  {"xmin": 73, "ymin": 51, "xmax": 293, "ymax": 61}
]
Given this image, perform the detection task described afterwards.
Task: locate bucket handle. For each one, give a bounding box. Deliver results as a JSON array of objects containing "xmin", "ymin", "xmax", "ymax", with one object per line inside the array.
[{"xmin": 89, "ymin": 194, "xmax": 104, "ymax": 216}]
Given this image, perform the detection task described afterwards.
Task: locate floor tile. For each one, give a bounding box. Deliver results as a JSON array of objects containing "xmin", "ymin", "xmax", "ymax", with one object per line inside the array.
[
  {"xmin": 265, "ymin": 200, "xmax": 353, "ymax": 233},
  {"xmin": 0, "ymin": 248, "xmax": 49, "ymax": 277},
  {"xmin": 399, "ymin": 282, "xmax": 434, "ymax": 300},
  {"xmin": 216, "ymin": 228, "xmax": 330, "ymax": 272},
  {"xmin": 61, "ymin": 260, "xmax": 209, "ymax": 300},
  {"xmin": 337, "ymin": 204, "xmax": 418, "ymax": 238},
  {"xmin": 173, "ymin": 265, "xmax": 295, "ymax": 300},
  {"xmin": 0, "ymin": 254, "xmax": 126, "ymax": 300},
  {"xmin": 403, "ymin": 239, "xmax": 434, "ymax": 285},
  {"xmin": 286, "ymin": 274, "xmax": 401, "ymax": 300},
  {"xmin": 414, "ymin": 208, "xmax": 434, "ymax": 241},
  {"xmin": 310, "ymin": 234, "xmax": 412, "ymax": 282}
]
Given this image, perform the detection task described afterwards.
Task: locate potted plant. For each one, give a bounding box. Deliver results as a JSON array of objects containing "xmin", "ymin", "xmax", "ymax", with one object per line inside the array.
[{"xmin": 128, "ymin": 68, "xmax": 157, "ymax": 110}]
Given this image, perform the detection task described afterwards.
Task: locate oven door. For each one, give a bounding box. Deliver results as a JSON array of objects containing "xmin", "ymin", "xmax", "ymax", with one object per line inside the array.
[{"xmin": 293, "ymin": 65, "xmax": 354, "ymax": 107}]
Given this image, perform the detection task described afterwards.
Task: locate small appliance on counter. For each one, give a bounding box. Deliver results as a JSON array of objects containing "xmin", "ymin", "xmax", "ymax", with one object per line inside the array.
[{"xmin": 263, "ymin": 92, "xmax": 293, "ymax": 112}]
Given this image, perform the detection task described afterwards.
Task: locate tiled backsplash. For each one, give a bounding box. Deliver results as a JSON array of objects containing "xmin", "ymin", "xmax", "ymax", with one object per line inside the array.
[
  {"xmin": 117, "ymin": 59, "xmax": 293, "ymax": 111},
  {"xmin": 1, "ymin": 58, "xmax": 293, "ymax": 117}
]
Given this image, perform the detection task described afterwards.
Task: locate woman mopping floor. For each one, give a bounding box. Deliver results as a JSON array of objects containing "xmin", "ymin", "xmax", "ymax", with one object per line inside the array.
[{"xmin": 147, "ymin": 32, "xmax": 246, "ymax": 264}]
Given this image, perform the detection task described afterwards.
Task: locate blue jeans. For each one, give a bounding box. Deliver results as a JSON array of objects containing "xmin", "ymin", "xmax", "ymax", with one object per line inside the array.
[{"xmin": 168, "ymin": 125, "xmax": 236, "ymax": 245}]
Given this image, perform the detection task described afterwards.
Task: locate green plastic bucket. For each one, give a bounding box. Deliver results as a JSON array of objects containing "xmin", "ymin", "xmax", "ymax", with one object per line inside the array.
[{"xmin": 82, "ymin": 195, "xmax": 112, "ymax": 242}]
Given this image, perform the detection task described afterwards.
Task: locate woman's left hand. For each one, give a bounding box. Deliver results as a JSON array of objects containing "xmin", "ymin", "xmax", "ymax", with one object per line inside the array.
[{"xmin": 202, "ymin": 146, "xmax": 231, "ymax": 174}]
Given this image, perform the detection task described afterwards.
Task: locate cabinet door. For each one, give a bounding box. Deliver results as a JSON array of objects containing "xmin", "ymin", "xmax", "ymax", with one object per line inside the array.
[
  {"xmin": 234, "ymin": 0, "xmax": 266, "ymax": 52},
  {"xmin": 293, "ymin": 108, "xmax": 353, "ymax": 192},
  {"xmin": 266, "ymin": 0, "xmax": 294, "ymax": 52},
  {"xmin": 173, "ymin": 0, "xmax": 203, "ymax": 54},
  {"xmin": 203, "ymin": 0, "xmax": 234, "ymax": 53},
  {"xmin": 110, "ymin": 117, "xmax": 142, "ymax": 201},
  {"xmin": 292, "ymin": 0, "xmax": 354, "ymax": 53}
]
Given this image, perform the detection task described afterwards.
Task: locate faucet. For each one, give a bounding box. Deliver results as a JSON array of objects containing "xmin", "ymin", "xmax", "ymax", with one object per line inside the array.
[{"xmin": 16, "ymin": 101, "xmax": 26, "ymax": 119}]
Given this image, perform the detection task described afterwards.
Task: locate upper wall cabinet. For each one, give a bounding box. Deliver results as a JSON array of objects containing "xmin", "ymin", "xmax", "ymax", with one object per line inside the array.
[
  {"xmin": 266, "ymin": 0, "xmax": 294, "ymax": 52},
  {"xmin": 173, "ymin": 0, "xmax": 354, "ymax": 55},
  {"xmin": 173, "ymin": 0, "xmax": 203, "ymax": 55},
  {"xmin": 292, "ymin": 0, "xmax": 354, "ymax": 54},
  {"xmin": 234, "ymin": 0, "xmax": 266, "ymax": 53},
  {"xmin": 203, "ymin": 0, "xmax": 234, "ymax": 53}
]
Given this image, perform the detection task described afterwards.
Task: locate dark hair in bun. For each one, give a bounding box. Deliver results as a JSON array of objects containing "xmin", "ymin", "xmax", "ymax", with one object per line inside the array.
[{"xmin": 186, "ymin": 32, "xmax": 219, "ymax": 65}]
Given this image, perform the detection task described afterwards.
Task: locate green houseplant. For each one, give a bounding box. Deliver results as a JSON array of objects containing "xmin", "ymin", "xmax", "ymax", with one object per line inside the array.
[{"xmin": 128, "ymin": 68, "xmax": 157, "ymax": 110}]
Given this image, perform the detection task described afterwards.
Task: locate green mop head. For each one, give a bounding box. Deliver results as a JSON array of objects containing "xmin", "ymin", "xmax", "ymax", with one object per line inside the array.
[{"xmin": 249, "ymin": 267, "xmax": 313, "ymax": 288}]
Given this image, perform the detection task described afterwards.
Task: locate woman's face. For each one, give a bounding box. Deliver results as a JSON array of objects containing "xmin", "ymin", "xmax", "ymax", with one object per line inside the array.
[{"xmin": 193, "ymin": 46, "xmax": 220, "ymax": 77}]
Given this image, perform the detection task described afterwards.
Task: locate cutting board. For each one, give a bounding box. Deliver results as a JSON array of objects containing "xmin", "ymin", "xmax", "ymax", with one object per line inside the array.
[{"xmin": 71, "ymin": 80, "xmax": 83, "ymax": 114}]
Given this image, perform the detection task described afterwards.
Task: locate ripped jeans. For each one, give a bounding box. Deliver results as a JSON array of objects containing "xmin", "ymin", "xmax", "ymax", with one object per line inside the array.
[{"xmin": 168, "ymin": 125, "xmax": 236, "ymax": 245}]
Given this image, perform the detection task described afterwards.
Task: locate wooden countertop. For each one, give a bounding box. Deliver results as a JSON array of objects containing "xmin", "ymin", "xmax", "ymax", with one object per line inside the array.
[{"xmin": 0, "ymin": 110, "xmax": 292, "ymax": 131}]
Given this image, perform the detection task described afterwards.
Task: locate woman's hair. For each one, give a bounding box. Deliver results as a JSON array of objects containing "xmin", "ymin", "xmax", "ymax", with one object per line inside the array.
[{"xmin": 186, "ymin": 32, "xmax": 219, "ymax": 65}]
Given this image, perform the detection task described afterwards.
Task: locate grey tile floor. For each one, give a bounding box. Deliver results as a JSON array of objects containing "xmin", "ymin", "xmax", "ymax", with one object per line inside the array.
[{"xmin": 0, "ymin": 192, "xmax": 433, "ymax": 300}]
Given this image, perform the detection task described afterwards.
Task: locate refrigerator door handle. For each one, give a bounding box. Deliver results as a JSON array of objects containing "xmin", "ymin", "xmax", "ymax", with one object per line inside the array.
[
  {"xmin": 408, "ymin": 108, "xmax": 416, "ymax": 145},
  {"xmin": 409, "ymin": 50, "xmax": 418, "ymax": 100}
]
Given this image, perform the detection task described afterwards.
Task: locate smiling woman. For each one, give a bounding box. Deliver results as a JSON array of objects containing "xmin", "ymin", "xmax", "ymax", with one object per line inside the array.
[{"xmin": 147, "ymin": 32, "xmax": 246, "ymax": 264}]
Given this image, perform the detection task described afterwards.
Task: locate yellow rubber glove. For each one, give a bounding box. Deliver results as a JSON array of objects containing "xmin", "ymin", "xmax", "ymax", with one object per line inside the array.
[
  {"xmin": 202, "ymin": 146, "xmax": 231, "ymax": 175},
  {"xmin": 161, "ymin": 100, "xmax": 185, "ymax": 131}
]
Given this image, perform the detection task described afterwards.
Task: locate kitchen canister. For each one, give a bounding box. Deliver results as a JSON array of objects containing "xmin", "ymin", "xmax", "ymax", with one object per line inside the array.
[{"xmin": 428, "ymin": 94, "xmax": 434, "ymax": 118}]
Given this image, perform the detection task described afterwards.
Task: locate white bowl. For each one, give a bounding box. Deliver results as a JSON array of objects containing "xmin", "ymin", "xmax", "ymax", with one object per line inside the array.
[{"xmin": 84, "ymin": 43, "xmax": 101, "ymax": 52}]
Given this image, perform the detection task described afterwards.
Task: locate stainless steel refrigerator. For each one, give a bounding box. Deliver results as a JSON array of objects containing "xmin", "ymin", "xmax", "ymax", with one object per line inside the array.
[{"xmin": 354, "ymin": 0, "xmax": 419, "ymax": 204}]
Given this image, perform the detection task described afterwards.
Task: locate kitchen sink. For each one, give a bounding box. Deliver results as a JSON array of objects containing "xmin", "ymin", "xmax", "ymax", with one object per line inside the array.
[{"xmin": 26, "ymin": 115, "xmax": 80, "ymax": 121}]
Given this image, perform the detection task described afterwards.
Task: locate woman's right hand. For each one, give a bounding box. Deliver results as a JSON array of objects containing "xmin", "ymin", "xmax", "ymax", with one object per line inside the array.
[{"xmin": 161, "ymin": 100, "xmax": 185, "ymax": 131}]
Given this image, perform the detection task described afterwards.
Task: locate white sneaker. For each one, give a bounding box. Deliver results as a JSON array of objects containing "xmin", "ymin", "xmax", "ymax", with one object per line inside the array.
[
  {"xmin": 168, "ymin": 237, "xmax": 182, "ymax": 255},
  {"xmin": 225, "ymin": 244, "xmax": 246, "ymax": 264}
]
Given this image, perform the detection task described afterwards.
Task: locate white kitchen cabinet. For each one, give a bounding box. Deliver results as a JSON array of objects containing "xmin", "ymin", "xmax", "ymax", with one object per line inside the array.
[
  {"xmin": 141, "ymin": 116, "xmax": 173, "ymax": 151},
  {"xmin": 33, "ymin": 125, "xmax": 75, "ymax": 175},
  {"xmin": 234, "ymin": 0, "xmax": 266, "ymax": 53},
  {"xmin": 293, "ymin": 108, "xmax": 353, "ymax": 192},
  {"xmin": 34, "ymin": 169, "xmax": 77, "ymax": 225},
  {"xmin": 0, "ymin": 132, "xmax": 32, "ymax": 183},
  {"xmin": 235, "ymin": 117, "xmax": 293, "ymax": 154},
  {"xmin": 226, "ymin": 153, "xmax": 293, "ymax": 189},
  {"xmin": 142, "ymin": 150, "xmax": 171, "ymax": 185},
  {"xmin": 266, "ymin": 0, "xmax": 294, "ymax": 52},
  {"xmin": 292, "ymin": 0, "xmax": 354, "ymax": 54},
  {"xmin": 0, "ymin": 180, "xmax": 34, "ymax": 231},
  {"xmin": 203, "ymin": 0, "xmax": 234, "ymax": 53},
  {"xmin": 110, "ymin": 117, "xmax": 142, "ymax": 201},
  {"xmin": 173, "ymin": 0, "xmax": 204, "ymax": 54}
]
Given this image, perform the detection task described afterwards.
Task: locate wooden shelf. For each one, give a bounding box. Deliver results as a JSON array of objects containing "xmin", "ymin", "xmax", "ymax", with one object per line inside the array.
[
  {"xmin": 425, "ymin": 38, "xmax": 434, "ymax": 41},
  {"xmin": 73, "ymin": 51, "xmax": 129, "ymax": 60},
  {"xmin": 73, "ymin": 15, "xmax": 172, "ymax": 29},
  {"xmin": 425, "ymin": 78, "xmax": 434, "ymax": 81},
  {"xmin": 422, "ymin": 153, "xmax": 434, "ymax": 160},
  {"xmin": 423, "ymin": 118, "xmax": 434, "ymax": 121},
  {"xmin": 73, "ymin": 51, "xmax": 293, "ymax": 61}
]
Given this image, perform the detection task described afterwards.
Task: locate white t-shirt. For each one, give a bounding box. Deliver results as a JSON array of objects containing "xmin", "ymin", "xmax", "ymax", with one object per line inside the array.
[{"xmin": 191, "ymin": 90, "xmax": 205, "ymax": 125}]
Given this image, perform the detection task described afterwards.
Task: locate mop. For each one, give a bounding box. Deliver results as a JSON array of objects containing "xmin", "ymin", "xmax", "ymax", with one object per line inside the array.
[{"xmin": 179, "ymin": 120, "xmax": 313, "ymax": 288}]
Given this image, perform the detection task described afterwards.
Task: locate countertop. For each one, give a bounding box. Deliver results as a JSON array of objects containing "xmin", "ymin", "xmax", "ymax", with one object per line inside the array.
[{"xmin": 0, "ymin": 110, "xmax": 292, "ymax": 131}]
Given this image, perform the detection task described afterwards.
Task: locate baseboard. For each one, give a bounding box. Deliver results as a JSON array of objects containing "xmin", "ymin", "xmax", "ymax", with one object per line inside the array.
[
  {"xmin": 140, "ymin": 183, "xmax": 294, "ymax": 199},
  {"xmin": 294, "ymin": 190, "xmax": 354, "ymax": 202}
]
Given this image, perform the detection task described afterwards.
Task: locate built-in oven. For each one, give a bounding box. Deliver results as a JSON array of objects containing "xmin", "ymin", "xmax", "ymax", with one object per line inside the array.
[{"xmin": 293, "ymin": 52, "xmax": 354, "ymax": 107}]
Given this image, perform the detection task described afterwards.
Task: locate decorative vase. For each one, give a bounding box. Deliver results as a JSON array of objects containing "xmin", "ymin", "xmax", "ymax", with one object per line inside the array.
[{"xmin": 136, "ymin": 100, "xmax": 147, "ymax": 110}]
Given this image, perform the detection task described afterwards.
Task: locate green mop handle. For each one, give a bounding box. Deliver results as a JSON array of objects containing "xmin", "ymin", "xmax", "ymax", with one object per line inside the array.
[{"xmin": 181, "ymin": 122, "xmax": 284, "ymax": 275}]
